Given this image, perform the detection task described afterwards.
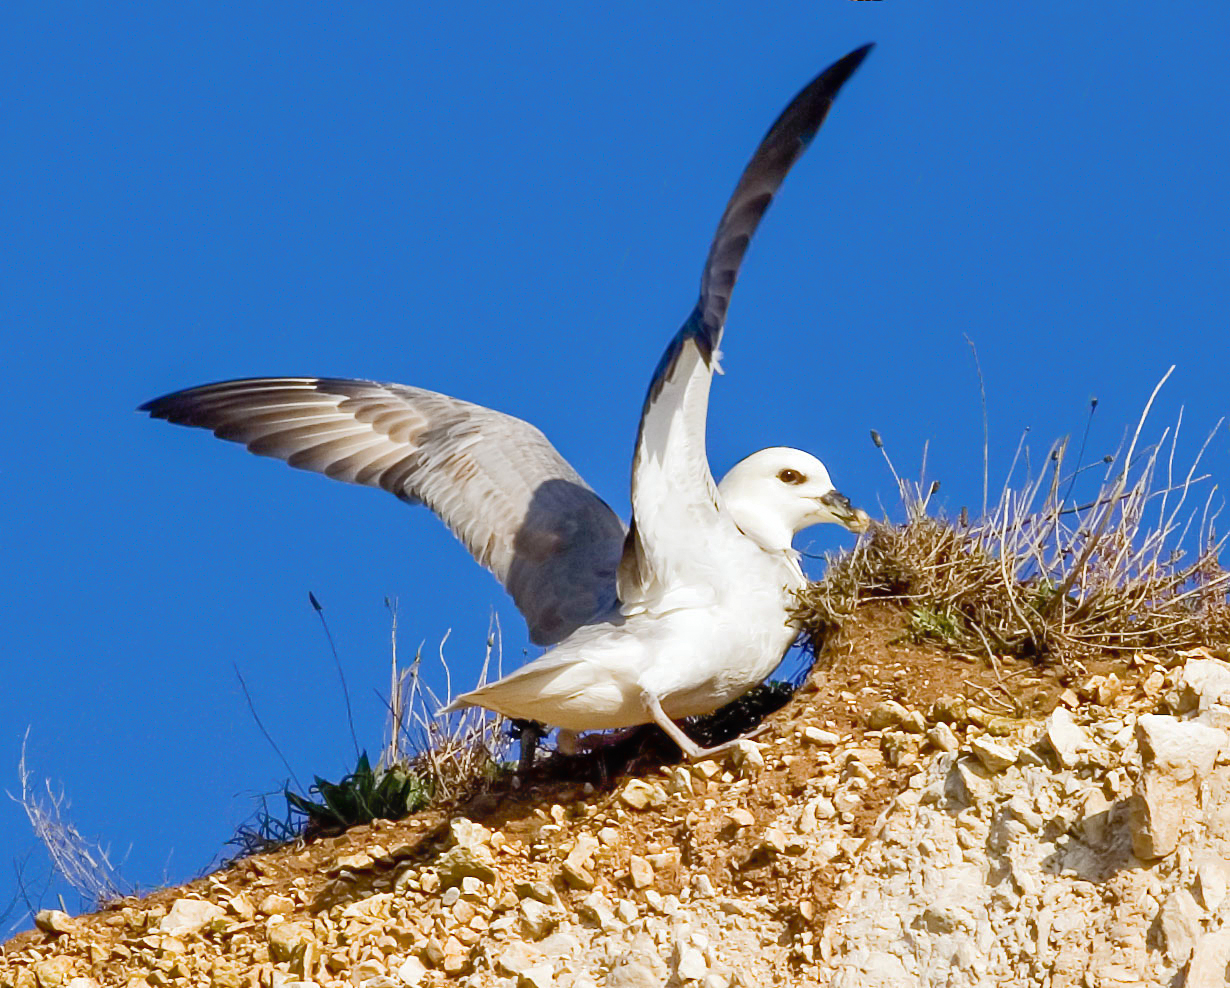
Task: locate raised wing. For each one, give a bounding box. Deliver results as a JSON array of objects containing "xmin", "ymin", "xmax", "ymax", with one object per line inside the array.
[
  {"xmin": 619, "ymin": 45, "xmax": 873, "ymax": 604},
  {"xmin": 141, "ymin": 378, "xmax": 626, "ymax": 645}
]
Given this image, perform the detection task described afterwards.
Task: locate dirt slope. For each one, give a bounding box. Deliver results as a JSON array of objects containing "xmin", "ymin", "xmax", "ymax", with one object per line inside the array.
[{"xmin": 5, "ymin": 605, "xmax": 1230, "ymax": 988}]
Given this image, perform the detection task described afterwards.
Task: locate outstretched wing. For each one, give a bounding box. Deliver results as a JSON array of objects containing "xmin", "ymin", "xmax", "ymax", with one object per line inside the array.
[
  {"xmin": 141, "ymin": 378, "xmax": 627, "ymax": 645},
  {"xmin": 618, "ymin": 45, "xmax": 873, "ymax": 605}
]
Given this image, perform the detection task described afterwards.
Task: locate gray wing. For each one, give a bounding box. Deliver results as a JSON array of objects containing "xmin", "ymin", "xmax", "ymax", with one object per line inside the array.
[
  {"xmin": 141, "ymin": 378, "xmax": 627, "ymax": 645},
  {"xmin": 619, "ymin": 45, "xmax": 873, "ymax": 603}
]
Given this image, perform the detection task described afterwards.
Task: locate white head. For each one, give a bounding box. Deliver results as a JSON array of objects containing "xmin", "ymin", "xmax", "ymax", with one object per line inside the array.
[{"xmin": 717, "ymin": 447, "xmax": 870, "ymax": 553}]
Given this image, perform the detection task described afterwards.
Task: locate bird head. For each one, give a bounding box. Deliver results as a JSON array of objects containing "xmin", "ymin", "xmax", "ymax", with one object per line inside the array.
[{"xmin": 717, "ymin": 447, "xmax": 869, "ymax": 552}]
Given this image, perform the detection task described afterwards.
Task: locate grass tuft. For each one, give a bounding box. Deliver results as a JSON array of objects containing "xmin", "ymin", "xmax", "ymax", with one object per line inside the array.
[
  {"xmin": 10, "ymin": 732, "xmax": 127, "ymax": 911},
  {"xmin": 379, "ymin": 609, "xmax": 512, "ymax": 807},
  {"xmin": 797, "ymin": 377, "xmax": 1230, "ymax": 670}
]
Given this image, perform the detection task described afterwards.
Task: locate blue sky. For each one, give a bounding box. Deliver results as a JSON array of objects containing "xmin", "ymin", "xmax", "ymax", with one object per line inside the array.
[{"xmin": 2, "ymin": 3, "xmax": 1228, "ymax": 922}]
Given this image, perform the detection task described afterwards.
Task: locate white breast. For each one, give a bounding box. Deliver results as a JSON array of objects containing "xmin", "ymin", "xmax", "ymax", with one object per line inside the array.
[{"xmin": 638, "ymin": 549, "xmax": 804, "ymax": 718}]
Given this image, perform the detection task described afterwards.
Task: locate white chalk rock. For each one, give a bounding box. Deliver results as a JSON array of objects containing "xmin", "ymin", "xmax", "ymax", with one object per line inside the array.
[
  {"xmin": 1130, "ymin": 715, "xmax": 1226, "ymax": 860},
  {"xmin": 1044, "ymin": 707, "xmax": 1089, "ymax": 768},
  {"xmin": 1179, "ymin": 657, "xmax": 1230, "ymax": 711},
  {"xmin": 1185, "ymin": 929, "xmax": 1230, "ymax": 988},
  {"xmin": 1180, "ymin": 657, "xmax": 1230, "ymax": 729},
  {"xmin": 158, "ymin": 898, "xmax": 226, "ymax": 936},
  {"xmin": 1160, "ymin": 888, "xmax": 1203, "ymax": 964},
  {"xmin": 1195, "ymin": 853, "xmax": 1230, "ymax": 912}
]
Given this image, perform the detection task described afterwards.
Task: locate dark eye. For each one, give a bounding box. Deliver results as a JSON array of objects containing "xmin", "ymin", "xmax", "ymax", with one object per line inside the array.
[{"xmin": 777, "ymin": 468, "xmax": 806, "ymax": 485}]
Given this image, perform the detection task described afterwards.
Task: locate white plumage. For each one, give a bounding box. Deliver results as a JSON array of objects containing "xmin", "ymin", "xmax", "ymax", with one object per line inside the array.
[{"xmin": 444, "ymin": 447, "xmax": 866, "ymax": 758}]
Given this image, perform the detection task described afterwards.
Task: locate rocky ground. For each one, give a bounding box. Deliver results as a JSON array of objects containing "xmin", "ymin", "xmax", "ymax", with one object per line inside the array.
[{"xmin": 5, "ymin": 604, "xmax": 1230, "ymax": 987}]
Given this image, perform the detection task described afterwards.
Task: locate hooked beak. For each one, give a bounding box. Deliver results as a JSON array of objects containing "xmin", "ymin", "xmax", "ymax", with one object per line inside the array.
[{"xmin": 819, "ymin": 490, "xmax": 871, "ymax": 534}]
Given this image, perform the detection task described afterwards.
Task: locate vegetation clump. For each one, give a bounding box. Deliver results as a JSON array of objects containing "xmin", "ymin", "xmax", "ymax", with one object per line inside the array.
[
  {"xmin": 283, "ymin": 753, "xmax": 433, "ymax": 839},
  {"xmin": 798, "ymin": 378, "xmax": 1230, "ymax": 669}
]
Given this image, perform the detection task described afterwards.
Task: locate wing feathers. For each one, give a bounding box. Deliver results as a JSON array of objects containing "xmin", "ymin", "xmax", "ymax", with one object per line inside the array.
[
  {"xmin": 699, "ymin": 44, "xmax": 873, "ymax": 339},
  {"xmin": 142, "ymin": 377, "xmax": 626, "ymax": 644},
  {"xmin": 142, "ymin": 49, "xmax": 872, "ymax": 644},
  {"xmin": 624, "ymin": 47, "xmax": 872, "ymax": 602}
]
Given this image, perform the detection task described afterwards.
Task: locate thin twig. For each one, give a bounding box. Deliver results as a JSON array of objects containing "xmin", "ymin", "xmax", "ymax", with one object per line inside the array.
[
  {"xmin": 234, "ymin": 664, "xmax": 303, "ymax": 792},
  {"xmin": 965, "ymin": 335, "xmax": 990, "ymax": 518},
  {"xmin": 308, "ymin": 592, "xmax": 360, "ymax": 761}
]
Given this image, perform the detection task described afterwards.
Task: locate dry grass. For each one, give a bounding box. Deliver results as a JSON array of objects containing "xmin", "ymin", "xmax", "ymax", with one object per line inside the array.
[
  {"xmin": 11, "ymin": 731, "xmax": 127, "ymax": 911},
  {"xmin": 797, "ymin": 372, "xmax": 1230, "ymax": 669},
  {"xmin": 380, "ymin": 604, "xmax": 511, "ymax": 803}
]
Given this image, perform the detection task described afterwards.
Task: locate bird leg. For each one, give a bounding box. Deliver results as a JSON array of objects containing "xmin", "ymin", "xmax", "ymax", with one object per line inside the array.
[
  {"xmin": 640, "ymin": 690, "xmax": 767, "ymax": 761},
  {"xmin": 509, "ymin": 719, "xmax": 545, "ymax": 773}
]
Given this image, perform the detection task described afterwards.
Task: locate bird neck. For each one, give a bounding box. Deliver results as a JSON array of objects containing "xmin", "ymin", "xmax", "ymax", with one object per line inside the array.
[{"xmin": 724, "ymin": 497, "xmax": 796, "ymax": 554}]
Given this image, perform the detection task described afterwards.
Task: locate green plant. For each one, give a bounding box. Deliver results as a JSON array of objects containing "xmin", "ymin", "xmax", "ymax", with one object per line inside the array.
[
  {"xmin": 284, "ymin": 753, "xmax": 433, "ymax": 837},
  {"xmin": 904, "ymin": 607, "xmax": 962, "ymax": 644}
]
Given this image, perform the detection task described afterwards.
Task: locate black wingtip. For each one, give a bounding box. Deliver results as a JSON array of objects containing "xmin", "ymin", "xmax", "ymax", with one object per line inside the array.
[
  {"xmin": 820, "ymin": 42, "xmax": 875, "ymax": 106},
  {"xmin": 769, "ymin": 42, "xmax": 874, "ymax": 146},
  {"xmin": 139, "ymin": 391, "xmax": 181, "ymax": 418},
  {"xmin": 139, "ymin": 386, "xmax": 191, "ymax": 416},
  {"xmin": 847, "ymin": 42, "xmax": 876, "ymax": 65},
  {"xmin": 828, "ymin": 43, "xmax": 875, "ymax": 86},
  {"xmin": 696, "ymin": 44, "xmax": 875, "ymax": 337},
  {"xmin": 836, "ymin": 43, "xmax": 875, "ymax": 86}
]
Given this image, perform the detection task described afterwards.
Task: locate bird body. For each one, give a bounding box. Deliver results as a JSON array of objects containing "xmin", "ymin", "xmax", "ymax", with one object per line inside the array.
[
  {"xmin": 449, "ymin": 504, "xmax": 807, "ymax": 731},
  {"xmin": 143, "ymin": 45, "xmax": 875, "ymax": 760}
]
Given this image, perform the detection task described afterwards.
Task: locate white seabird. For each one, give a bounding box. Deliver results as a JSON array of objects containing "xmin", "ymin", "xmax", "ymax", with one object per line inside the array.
[{"xmin": 142, "ymin": 45, "xmax": 873, "ymax": 762}]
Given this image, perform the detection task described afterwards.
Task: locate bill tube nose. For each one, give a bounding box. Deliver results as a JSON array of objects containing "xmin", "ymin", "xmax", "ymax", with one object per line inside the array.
[{"xmin": 820, "ymin": 490, "xmax": 871, "ymax": 534}]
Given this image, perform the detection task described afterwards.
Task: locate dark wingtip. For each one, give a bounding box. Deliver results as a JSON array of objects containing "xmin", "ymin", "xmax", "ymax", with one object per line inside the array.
[
  {"xmin": 845, "ymin": 42, "xmax": 876, "ymax": 69},
  {"xmin": 139, "ymin": 389, "xmax": 185, "ymax": 418},
  {"xmin": 139, "ymin": 385, "xmax": 203, "ymax": 416},
  {"xmin": 697, "ymin": 44, "xmax": 875, "ymax": 337},
  {"xmin": 775, "ymin": 42, "xmax": 875, "ymax": 145},
  {"xmin": 828, "ymin": 43, "xmax": 875, "ymax": 95},
  {"xmin": 814, "ymin": 44, "xmax": 874, "ymax": 127},
  {"xmin": 822, "ymin": 44, "xmax": 875, "ymax": 95}
]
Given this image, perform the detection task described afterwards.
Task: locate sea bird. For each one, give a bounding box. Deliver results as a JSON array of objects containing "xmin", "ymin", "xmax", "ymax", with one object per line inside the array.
[{"xmin": 142, "ymin": 44, "xmax": 873, "ymax": 764}]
